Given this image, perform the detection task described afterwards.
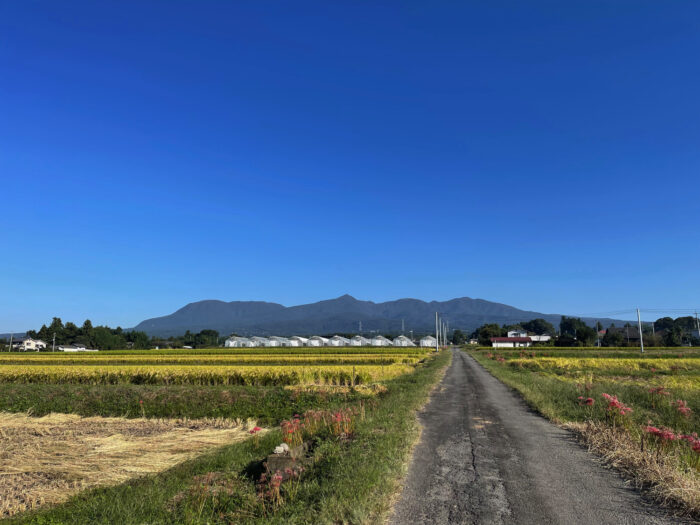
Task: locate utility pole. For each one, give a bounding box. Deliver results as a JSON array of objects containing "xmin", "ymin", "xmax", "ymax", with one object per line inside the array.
[
  {"xmin": 8, "ymin": 333, "xmax": 12, "ymax": 352},
  {"xmin": 637, "ymin": 308, "xmax": 645, "ymax": 354},
  {"xmin": 435, "ymin": 312, "xmax": 439, "ymax": 352},
  {"xmin": 401, "ymin": 319, "xmax": 405, "ymax": 335},
  {"xmin": 52, "ymin": 333, "xmax": 56, "ymax": 352},
  {"xmin": 695, "ymin": 311, "xmax": 700, "ymax": 336}
]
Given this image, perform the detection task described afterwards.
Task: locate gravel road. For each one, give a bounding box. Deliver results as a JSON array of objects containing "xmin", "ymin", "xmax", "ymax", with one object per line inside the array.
[{"xmin": 389, "ymin": 349, "xmax": 690, "ymax": 525}]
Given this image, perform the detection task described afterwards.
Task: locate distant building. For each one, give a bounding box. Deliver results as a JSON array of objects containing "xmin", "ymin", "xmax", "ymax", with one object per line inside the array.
[
  {"xmin": 58, "ymin": 346, "xmax": 98, "ymax": 352},
  {"xmin": 16, "ymin": 338, "xmax": 47, "ymax": 351},
  {"xmin": 289, "ymin": 336, "xmax": 309, "ymax": 347},
  {"xmin": 468, "ymin": 338, "xmax": 479, "ymax": 345},
  {"xmin": 269, "ymin": 336, "xmax": 292, "ymax": 347},
  {"xmin": 224, "ymin": 337, "xmax": 254, "ymax": 348},
  {"xmin": 393, "ymin": 335, "xmax": 415, "ymax": 347},
  {"xmin": 370, "ymin": 335, "xmax": 393, "ymax": 347},
  {"xmin": 507, "ymin": 330, "xmax": 528, "ymax": 338},
  {"xmin": 419, "ymin": 335, "xmax": 437, "ymax": 347},
  {"xmin": 307, "ymin": 336, "xmax": 329, "ymax": 347},
  {"xmin": 329, "ymin": 335, "xmax": 350, "ymax": 347},
  {"xmin": 350, "ymin": 335, "xmax": 371, "ymax": 346},
  {"xmin": 491, "ymin": 337, "xmax": 532, "ymax": 348},
  {"xmin": 528, "ymin": 335, "xmax": 551, "ymax": 343}
]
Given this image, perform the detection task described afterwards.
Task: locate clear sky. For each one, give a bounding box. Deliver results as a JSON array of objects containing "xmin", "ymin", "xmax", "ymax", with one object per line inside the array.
[{"xmin": 1, "ymin": 1, "xmax": 699, "ymax": 332}]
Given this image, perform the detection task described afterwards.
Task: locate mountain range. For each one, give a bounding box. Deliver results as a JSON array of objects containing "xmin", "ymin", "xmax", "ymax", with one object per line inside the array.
[{"xmin": 132, "ymin": 295, "xmax": 624, "ymax": 337}]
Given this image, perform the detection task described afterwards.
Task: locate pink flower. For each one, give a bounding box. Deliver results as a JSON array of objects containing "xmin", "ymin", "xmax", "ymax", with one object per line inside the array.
[{"xmin": 672, "ymin": 399, "xmax": 692, "ymax": 417}]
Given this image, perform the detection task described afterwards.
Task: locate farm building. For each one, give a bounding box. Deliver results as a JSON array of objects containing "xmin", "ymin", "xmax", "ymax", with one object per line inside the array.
[
  {"xmin": 329, "ymin": 335, "xmax": 350, "ymax": 346},
  {"xmin": 419, "ymin": 335, "xmax": 437, "ymax": 347},
  {"xmin": 307, "ymin": 336, "xmax": 329, "ymax": 347},
  {"xmin": 224, "ymin": 337, "xmax": 254, "ymax": 348},
  {"xmin": 529, "ymin": 335, "xmax": 551, "ymax": 343},
  {"xmin": 393, "ymin": 335, "xmax": 415, "ymax": 347},
  {"xmin": 507, "ymin": 330, "xmax": 528, "ymax": 338},
  {"xmin": 13, "ymin": 338, "xmax": 47, "ymax": 351},
  {"xmin": 58, "ymin": 346, "xmax": 98, "ymax": 352},
  {"xmin": 370, "ymin": 336, "xmax": 393, "ymax": 347},
  {"xmin": 350, "ymin": 335, "xmax": 370, "ymax": 346},
  {"xmin": 491, "ymin": 337, "xmax": 532, "ymax": 348},
  {"xmin": 289, "ymin": 336, "xmax": 308, "ymax": 347}
]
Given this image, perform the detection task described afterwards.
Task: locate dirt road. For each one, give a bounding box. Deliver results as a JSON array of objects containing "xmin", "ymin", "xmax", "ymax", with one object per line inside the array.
[{"xmin": 389, "ymin": 349, "xmax": 688, "ymax": 525}]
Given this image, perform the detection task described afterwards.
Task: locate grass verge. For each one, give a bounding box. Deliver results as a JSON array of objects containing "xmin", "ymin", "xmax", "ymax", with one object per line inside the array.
[{"xmin": 5, "ymin": 350, "xmax": 450, "ymax": 525}]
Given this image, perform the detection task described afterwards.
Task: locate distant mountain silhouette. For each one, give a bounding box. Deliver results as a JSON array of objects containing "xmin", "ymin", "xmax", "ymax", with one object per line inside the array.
[{"xmin": 132, "ymin": 295, "xmax": 623, "ymax": 337}]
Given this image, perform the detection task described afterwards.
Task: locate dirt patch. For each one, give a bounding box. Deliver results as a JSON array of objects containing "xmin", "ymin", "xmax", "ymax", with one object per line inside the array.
[{"xmin": 0, "ymin": 412, "xmax": 259, "ymax": 517}]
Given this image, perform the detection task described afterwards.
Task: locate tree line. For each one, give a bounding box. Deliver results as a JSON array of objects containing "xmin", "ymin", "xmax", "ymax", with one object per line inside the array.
[{"xmin": 467, "ymin": 315, "xmax": 700, "ymax": 347}]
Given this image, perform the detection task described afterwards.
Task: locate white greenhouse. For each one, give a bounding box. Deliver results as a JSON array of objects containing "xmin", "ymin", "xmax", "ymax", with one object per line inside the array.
[
  {"xmin": 392, "ymin": 335, "xmax": 416, "ymax": 347},
  {"xmin": 419, "ymin": 335, "xmax": 437, "ymax": 348},
  {"xmin": 329, "ymin": 335, "xmax": 350, "ymax": 346},
  {"xmin": 370, "ymin": 335, "xmax": 393, "ymax": 347},
  {"xmin": 289, "ymin": 336, "xmax": 309, "ymax": 347},
  {"xmin": 224, "ymin": 337, "xmax": 254, "ymax": 348},
  {"xmin": 350, "ymin": 335, "xmax": 371, "ymax": 346},
  {"xmin": 307, "ymin": 336, "xmax": 329, "ymax": 347}
]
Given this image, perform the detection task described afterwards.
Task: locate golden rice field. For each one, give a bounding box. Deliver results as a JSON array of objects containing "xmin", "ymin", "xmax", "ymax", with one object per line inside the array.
[
  {"xmin": 506, "ymin": 357, "xmax": 700, "ymax": 375},
  {"xmin": 0, "ymin": 354, "xmax": 423, "ymax": 366},
  {"xmin": 0, "ymin": 363, "xmax": 413, "ymax": 386}
]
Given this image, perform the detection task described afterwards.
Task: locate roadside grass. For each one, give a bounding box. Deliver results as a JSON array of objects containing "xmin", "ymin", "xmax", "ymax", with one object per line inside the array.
[
  {"xmin": 5, "ymin": 350, "xmax": 450, "ymax": 525},
  {"xmin": 468, "ymin": 348, "xmax": 699, "ymax": 517},
  {"xmin": 0, "ymin": 383, "xmax": 375, "ymax": 426}
]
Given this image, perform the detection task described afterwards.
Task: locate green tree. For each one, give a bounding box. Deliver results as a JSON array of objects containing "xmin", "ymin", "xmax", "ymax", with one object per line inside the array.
[
  {"xmin": 473, "ymin": 324, "xmax": 504, "ymax": 346},
  {"xmin": 452, "ymin": 329, "xmax": 466, "ymax": 345},
  {"xmin": 521, "ymin": 318, "xmax": 555, "ymax": 335}
]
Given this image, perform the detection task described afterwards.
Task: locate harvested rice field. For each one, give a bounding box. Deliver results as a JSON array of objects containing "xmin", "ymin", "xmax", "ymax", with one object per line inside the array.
[{"xmin": 0, "ymin": 413, "xmax": 256, "ymax": 518}]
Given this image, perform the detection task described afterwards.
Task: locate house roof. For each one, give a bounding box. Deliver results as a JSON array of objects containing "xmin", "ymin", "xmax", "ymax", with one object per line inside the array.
[{"xmin": 491, "ymin": 337, "xmax": 532, "ymax": 343}]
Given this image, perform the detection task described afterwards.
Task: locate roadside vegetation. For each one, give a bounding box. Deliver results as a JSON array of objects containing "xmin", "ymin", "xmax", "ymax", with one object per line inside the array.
[
  {"xmin": 468, "ymin": 347, "xmax": 699, "ymax": 517},
  {"xmin": 2, "ymin": 349, "xmax": 448, "ymax": 524}
]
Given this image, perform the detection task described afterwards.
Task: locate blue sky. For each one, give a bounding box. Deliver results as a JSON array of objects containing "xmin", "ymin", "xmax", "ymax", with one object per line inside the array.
[{"xmin": 1, "ymin": 1, "xmax": 699, "ymax": 331}]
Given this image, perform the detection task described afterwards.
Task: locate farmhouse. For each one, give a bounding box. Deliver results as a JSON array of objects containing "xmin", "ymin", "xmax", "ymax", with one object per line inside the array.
[
  {"xmin": 419, "ymin": 335, "xmax": 437, "ymax": 347},
  {"xmin": 15, "ymin": 338, "xmax": 47, "ymax": 351},
  {"xmin": 370, "ymin": 335, "xmax": 393, "ymax": 347},
  {"xmin": 329, "ymin": 335, "xmax": 350, "ymax": 347},
  {"xmin": 307, "ymin": 336, "xmax": 329, "ymax": 347},
  {"xmin": 350, "ymin": 335, "xmax": 371, "ymax": 346},
  {"xmin": 507, "ymin": 330, "xmax": 528, "ymax": 338},
  {"xmin": 529, "ymin": 335, "xmax": 551, "ymax": 343},
  {"xmin": 491, "ymin": 337, "xmax": 532, "ymax": 348},
  {"xmin": 393, "ymin": 335, "xmax": 415, "ymax": 347}
]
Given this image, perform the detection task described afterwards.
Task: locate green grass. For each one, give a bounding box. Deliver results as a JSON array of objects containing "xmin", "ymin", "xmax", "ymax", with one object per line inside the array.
[
  {"xmin": 0, "ymin": 383, "xmax": 374, "ymax": 426},
  {"xmin": 5, "ymin": 350, "xmax": 450, "ymax": 524}
]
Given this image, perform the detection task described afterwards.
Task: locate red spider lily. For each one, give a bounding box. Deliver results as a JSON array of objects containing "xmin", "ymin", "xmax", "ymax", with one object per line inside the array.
[
  {"xmin": 648, "ymin": 386, "xmax": 669, "ymax": 396},
  {"xmin": 601, "ymin": 393, "xmax": 632, "ymax": 416},
  {"xmin": 671, "ymin": 399, "xmax": 692, "ymax": 417},
  {"xmin": 249, "ymin": 426, "xmax": 262, "ymax": 434},
  {"xmin": 577, "ymin": 396, "xmax": 595, "ymax": 406}
]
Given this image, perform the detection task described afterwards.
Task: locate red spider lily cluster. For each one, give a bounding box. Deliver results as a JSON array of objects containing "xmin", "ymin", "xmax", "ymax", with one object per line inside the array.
[
  {"xmin": 279, "ymin": 405, "xmax": 362, "ymax": 449},
  {"xmin": 249, "ymin": 426, "xmax": 262, "ymax": 434},
  {"xmin": 645, "ymin": 426, "xmax": 700, "ymax": 454},
  {"xmin": 601, "ymin": 393, "xmax": 633, "ymax": 416},
  {"xmin": 281, "ymin": 415, "xmax": 304, "ymax": 448},
  {"xmin": 577, "ymin": 396, "xmax": 595, "ymax": 406},
  {"xmin": 672, "ymin": 399, "xmax": 692, "ymax": 418},
  {"xmin": 258, "ymin": 471, "xmax": 284, "ymax": 507},
  {"xmin": 496, "ymin": 356, "xmax": 506, "ymax": 363}
]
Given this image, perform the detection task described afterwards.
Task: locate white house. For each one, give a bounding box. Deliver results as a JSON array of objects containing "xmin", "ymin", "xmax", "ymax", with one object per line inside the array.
[
  {"xmin": 17, "ymin": 338, "xmax": 47, "ymax": 351},
  {"xmin": 329, "ymin": 335, "xmax": 350, "ymax": 347},
  {"xmin": 224, "ymin": 337, "xmax": 254, "ymax": 348},
  {"xmin": 491, "ymin": 337, "xmax": 532, "ymax": 348},
  {"xmin": 289, "ymin": 336, "xmax": 309, "ymax": 347},
  {"xmin": 393, "ymin": 335, "xmax": 415, "ymax": 347},
  {"xmin": 307, "ymin": 336, "xmax": 329, "ymax": 347},
  {"xmin": 350, "ymin": 335, "xmax": 371, "ymax": 346},
  {"xmin": 507, "ymin": 330, "xmax": 528, "ymax": 338},
  {"xmin": 419, "ymin": 335, "xmax": 437, "ymax": 347},
  {"xmin": 370, "ymin": 335, "xmax": 393, "ymax": 347}
]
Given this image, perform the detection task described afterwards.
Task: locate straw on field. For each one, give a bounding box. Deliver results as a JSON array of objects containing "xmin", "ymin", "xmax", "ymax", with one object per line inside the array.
[{"xmin": 0, "ymin": 412, "xmax": 259, "ymax": 517}]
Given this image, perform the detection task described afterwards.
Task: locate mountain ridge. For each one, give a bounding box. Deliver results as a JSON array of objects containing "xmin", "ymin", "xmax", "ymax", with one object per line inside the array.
[{"xmin": 132, "ymin": 295, "xmax": 625, "ymax": 337}]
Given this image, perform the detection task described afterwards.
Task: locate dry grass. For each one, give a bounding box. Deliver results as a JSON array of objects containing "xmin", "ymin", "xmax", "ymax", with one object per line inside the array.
[
  {"xmin": 565, "ymin": 421, "xmax": 700, "ymax": 519},
  {"xmin": 0, "ymin": 412, "xmax": 260, "ymax": 517}
]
